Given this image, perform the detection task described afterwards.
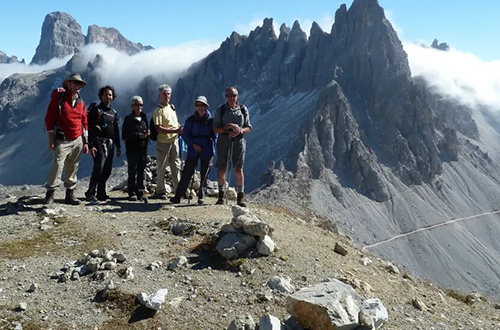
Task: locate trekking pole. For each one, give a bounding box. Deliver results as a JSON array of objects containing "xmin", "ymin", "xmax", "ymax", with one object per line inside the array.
[
  {"xmin": 224, "ymin": 138, "xmax": 234, "ymax": 205},
  {"xmin": 187, "ymin": 159, "xmax": 195, "ymax": 204}
]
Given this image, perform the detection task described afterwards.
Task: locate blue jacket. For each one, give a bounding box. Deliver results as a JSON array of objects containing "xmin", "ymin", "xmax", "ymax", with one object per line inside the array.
[{"xmin": 182, "ymin": 110, "xmax": 217, "ymax": 158}]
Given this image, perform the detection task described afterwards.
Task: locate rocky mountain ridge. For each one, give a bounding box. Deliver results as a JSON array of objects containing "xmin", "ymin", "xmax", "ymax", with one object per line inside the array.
[
  {"xmin": 30, "ymin": 11, "xmax": 152, "ymax": 65},
  {"xmin": 1, "ymin": 0, "xmax": 500, "ymax": 306},
  {"xmin": 0, "ymin": 51, "xmax": 24, "ymax": 64}
]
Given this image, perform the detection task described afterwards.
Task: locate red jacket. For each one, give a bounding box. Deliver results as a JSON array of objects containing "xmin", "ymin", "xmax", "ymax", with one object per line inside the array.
[{"xmin": 44, "ymin": 88, "xmax": 88, "ymax": 141}]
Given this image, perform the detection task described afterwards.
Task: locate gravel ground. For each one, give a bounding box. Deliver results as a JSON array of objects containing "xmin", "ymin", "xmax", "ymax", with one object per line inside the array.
[{"xmin": 0, "ymin": 185, "xmax": 499, "ymax": 330}]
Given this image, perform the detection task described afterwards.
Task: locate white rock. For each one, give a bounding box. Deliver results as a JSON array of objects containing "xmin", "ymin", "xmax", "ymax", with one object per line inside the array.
[
  {"xmin": 226, "ymin": 187, "xmax": 237, "ymax": 200},
  {"xmin": 267, "ymin": 276, "xmax": 294, "ymax": 294},
  {"xmin": 360, "ymin": 298, "xmax": 388, "ymax": 329},
  {"xmin": 228, "ymin": 314, "xmax": 256, "ymax": 330},
  {"xmin": 216, "ymin": 233, "xmax": 256, "ymax": 260},
  {"xmin": 360, "ymin": 257, "xmax": 373, "ymax": 267},
  {"xmin": 124, "ymin": 267, "xmax": 134, "ymax": 281},
  {"xmin": 257, "ymin": 235, "xmax": 275, "ymax": 256},
  {"xmin": 141, "ymin": 289, "xmax": 168, "ymax": 311},
  {"xmin": 168, "ymin": 256, "xmax": 188, "ymax": 270},
  {"xmin": 40, "ymin": 217, "xmax": 51, "ymax": 224},
  {"xmin": 232, "ymin": 205, "xmax": 250, "ymax": 218},
  {"xmin": 259, "ymin": 314, "xmax": 284, "ymax": 330},
  {"xmin": 287, "ymin": 280, "xmax": 363, "ymax": 330},
  {"xmin": 40, "ymin": 224, "xmax": 53, "ymax": 231},
  {"xmin": 18, "ymin": 302, "xmax": 27, "ymax": 311}
]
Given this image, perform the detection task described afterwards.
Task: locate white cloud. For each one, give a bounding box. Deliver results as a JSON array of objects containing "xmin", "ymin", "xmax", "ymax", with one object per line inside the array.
[
  {"xmin": 404, "ymin": 42, "xmax": 500, "ymax": 110},
  {"xmin": 0, "ymin": 56, "xmax": 71, "ymax": 83},
  {"xmin": 71, "ymin": 41, "xmax": 219, "ymax": 96}
]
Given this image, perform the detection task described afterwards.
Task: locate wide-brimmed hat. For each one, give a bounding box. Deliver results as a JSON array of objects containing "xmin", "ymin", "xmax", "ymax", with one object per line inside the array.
[
  {"xmin": 64, "ymin": 73, "xmax": 87, "ymax": 86},
  {"xmin": 194, "ymin": 95, "xmax": 209, "ymax": 107}
]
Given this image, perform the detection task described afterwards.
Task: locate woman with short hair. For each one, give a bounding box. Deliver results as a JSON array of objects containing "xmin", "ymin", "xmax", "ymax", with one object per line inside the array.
[{"xmin": 122, "ymin": 96, "xmax": 149, "ymax": 202}]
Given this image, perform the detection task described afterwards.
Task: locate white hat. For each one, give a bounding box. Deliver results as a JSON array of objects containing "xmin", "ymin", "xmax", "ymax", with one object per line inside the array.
[{"xmin": 194, "ymin": 96, "xmax": 209, "ymax": 107}]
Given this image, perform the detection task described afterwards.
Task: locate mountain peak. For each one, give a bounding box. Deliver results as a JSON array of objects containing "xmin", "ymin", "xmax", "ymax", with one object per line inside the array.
[{"xmin": 31, "ymin": 11, "xmax": 85, "ymax": 65}]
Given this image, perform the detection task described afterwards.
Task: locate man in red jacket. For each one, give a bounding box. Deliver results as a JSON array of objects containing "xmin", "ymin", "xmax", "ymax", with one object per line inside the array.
[{"xmin": 44, "ymin": 73, "xmax": 89, "ymax": 205}]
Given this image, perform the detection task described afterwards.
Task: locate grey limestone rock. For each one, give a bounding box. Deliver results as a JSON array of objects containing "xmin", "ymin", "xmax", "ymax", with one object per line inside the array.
[
  {"xmin": 85, "ymin": 25, "xmax": 152, "ymax": 55},
  {"xmin": 31, "ymin": 12, "xmax": 85, "ymax": 65}
]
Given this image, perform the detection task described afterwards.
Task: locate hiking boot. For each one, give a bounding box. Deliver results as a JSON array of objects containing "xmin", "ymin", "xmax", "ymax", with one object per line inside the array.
[
  {"xmin": 237, "ymin": 192, "xmax": 247, "ymax": 207},
  {"xmin": 45, "ymin": 190, "xmax": 55, "ymax": 205},
  {"xmin": 128, "ymin": 195, "xmax": 138, "ymax": 201},
  {"xmin": 84, "ymin": 190, "xmax": 95, "ymax": 202},
  {"xmin": 96, "ymin": 193, "xmax": 109, "ymax": 201},
  {"xmin": 215, "ymin": 191, "xmax": 224, "ymax": 205},
  {"xmin": 197, "ymin": 198, "xmax": 204, "ymax": 205},
  {"xmin": 169, "ymin": 196, "xmax": 181, "ymax": 204},
  {"xmin": 142, "ymin": 196, "xmax": 149, "ymax": 204},
  {"xmin": 65, "ymin": 189, "xmax": 81, "ymax": 205},
  {"xmin": 153, "ymin": 192, "xmax": 166, "ymax": 199}
]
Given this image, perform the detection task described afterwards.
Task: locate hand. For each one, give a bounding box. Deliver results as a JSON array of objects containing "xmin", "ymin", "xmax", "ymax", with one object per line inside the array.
[
  {"xmin": 193, "ymin": 143, "xmax": 202, "ymax": 153},
  {"xmin": 228, "ymin": 126, "xmax": 242, "ymax": 139},
  {"xmin": 90, "ymin": 147, "xmax": 97, "ymax": 157},
  {"xmin": 177, "ymin": 124, "xmax": 183, "ymax": 134},
  {"xmin": 48, "ymin": 141, "xmax": 55, "ymax": 150},
  {"xmin": 83, "ymin": 144, "xmax": 90, "ymax": 154},
  {"xmin": 48, "ymin": 134, "xmax": 55, "ymax": 150}
]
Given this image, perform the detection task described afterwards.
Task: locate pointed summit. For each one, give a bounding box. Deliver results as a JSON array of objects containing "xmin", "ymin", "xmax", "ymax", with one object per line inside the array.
[{"xmin": 31, "ymin": 12, "xmax": 85, "ymax": 65}]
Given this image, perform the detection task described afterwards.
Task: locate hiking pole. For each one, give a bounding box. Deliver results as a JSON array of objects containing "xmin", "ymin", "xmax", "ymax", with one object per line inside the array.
[
  {"xmin": 187, "ymin": 159, "xmax": 196, "ymax": 204},
  {"xmin": 224, "ymin": 138, "xmax": 234, "ymax": 205}
]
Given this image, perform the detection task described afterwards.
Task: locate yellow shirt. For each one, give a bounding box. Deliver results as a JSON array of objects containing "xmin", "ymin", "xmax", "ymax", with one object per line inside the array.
[{"xmin": 152, "ymin": 104, "xmax": 179, "ymax": 143}]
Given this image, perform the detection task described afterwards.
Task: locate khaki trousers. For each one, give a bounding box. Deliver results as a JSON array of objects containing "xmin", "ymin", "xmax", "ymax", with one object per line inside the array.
[
  {"xmin": 156, "ymin": 140, "xmax": 180, "ymax": 194},
  {"xmin": 46, "ymin": 136, "xmax": 83, "ymax": 191}
]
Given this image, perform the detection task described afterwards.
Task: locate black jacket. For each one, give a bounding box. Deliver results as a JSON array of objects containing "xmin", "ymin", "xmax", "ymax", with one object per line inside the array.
[
  {"xmin": 122, "ymin": 111, "xmax": 149, "ymax": 151},
  {"xmin": 88, "ymin": 102, "xmax": 121, "ymax": 148}
]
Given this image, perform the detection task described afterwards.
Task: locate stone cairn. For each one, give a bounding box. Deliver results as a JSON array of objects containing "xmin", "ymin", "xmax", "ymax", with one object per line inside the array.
[
  {"xmin": 216, "ymin": 206, "xmax": 276, "ymax": 260},
  {"xmin": 53, "ymin": 247, "xmax": 127, "ymax": 283}
]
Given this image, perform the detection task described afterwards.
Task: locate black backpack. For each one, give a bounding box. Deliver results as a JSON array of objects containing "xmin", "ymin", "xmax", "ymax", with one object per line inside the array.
[{"xmin": 149, "ymin": 104, "xmax": 176, "ymax": 141}]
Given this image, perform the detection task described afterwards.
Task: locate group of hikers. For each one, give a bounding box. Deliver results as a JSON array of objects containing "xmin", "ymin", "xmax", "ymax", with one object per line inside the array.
[{"xmin": 43, "ymin": 73, "xmax": 251, "ymax": 208}]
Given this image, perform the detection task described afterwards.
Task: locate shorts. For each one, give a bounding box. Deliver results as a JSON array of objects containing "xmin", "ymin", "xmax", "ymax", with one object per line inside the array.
[{"xmin": 216, "ymin": 135, "xmax": 246, "ymax": 169}]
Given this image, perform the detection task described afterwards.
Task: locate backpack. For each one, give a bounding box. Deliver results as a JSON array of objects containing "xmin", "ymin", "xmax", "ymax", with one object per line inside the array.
[
  {"xmin": 220, "ymin": 103, "xmax": 248, "ymax": 125},
  {"xmin": 149, "ymin": 104, "xmax": 176, "ymax": 141}
]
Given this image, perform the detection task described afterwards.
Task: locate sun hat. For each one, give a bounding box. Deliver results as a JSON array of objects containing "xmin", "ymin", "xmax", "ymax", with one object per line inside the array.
[
  {"xmin": 194, "ymin": 96, "xmax": 209, "ymax": 107},
  {"xmin": 64, "ymin": 73, "xmax": 87, "ymax": 86}
]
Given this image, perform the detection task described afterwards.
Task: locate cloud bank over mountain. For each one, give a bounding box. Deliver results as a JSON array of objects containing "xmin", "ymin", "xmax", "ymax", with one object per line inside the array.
[
  {"xmin": 72, "ymin": 41, "xmax": 219, "ymax": 96},
  {"xmin": 404, "ymin": 42, "xmax": 500, "ymax": 110},
  {"xmin": 0, "ymin": 56, "xmax": 71, "ymax": 82}
]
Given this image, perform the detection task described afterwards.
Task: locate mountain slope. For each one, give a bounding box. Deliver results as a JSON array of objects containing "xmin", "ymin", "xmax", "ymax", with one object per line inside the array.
[{"xmin": 0, "ymin": 0, "xmax": 500, "ymax": 302}]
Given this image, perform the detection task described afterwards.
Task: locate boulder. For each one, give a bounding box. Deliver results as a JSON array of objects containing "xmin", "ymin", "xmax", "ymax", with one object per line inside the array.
[
  {"xmin": 216, "ymin": 232, "xmax": 256, "ymax": 260},
  {"xmin": 287, "ymin": 280, "xmax": 363, "ymax": 330}
]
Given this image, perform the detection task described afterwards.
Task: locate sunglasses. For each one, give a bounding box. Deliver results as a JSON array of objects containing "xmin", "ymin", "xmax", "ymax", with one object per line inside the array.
[
  {"xmin": 133, "ymin": 103, "xmax": 143, "ymax": 107},
  {"xmin": 225, "ymin": 94, "xmax": 237, "ymax": 98}
]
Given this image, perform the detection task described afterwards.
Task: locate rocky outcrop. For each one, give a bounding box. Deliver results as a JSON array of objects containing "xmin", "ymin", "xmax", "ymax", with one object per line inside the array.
[
  {"xmin": 431, "ymin": 39, "xmax": 450, "ymax": 51},
  {"xmin": 0, "ymin": 51, "xmax": 24, "ymax": 64},
  {"xmin": 85, "ymin": 25, "xmax": 153, "ymax": 55},
  {"xmin": 31, "ymin": 12, "xmax": 152, "ymax": 65},
  {"xmin": 31, "ymin": 12, "xmax": 85, "ymax": 65}
]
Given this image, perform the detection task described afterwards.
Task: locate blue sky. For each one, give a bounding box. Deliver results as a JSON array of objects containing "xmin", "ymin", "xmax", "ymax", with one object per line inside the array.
[{"xmin": 0, "ymin": 0, "xmax": 499, "ymax": 62}]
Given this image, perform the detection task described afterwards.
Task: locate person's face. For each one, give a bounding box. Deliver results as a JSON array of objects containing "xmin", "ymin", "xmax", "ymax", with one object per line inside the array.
[
  {"xmin": 159, "ymin": 89, "xmax": 171, "ymax": 105},
  {"xmin": 131, "ymin": 101, "xmax": 143, "ymax": 116},
  {"xmin": 195, "ymin": 102, "xmax": 208, "ymax": 116},
  {"xmin": 225, "ymin": 89, "xmax": 238, "ymax": 107},
  {"xmin": 100, "ymin": 89, "xmax": 114, "ymax": 106},
  {"xmin": 69, "ymin": 80, "xmax": 84, "ymax": 94}
]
